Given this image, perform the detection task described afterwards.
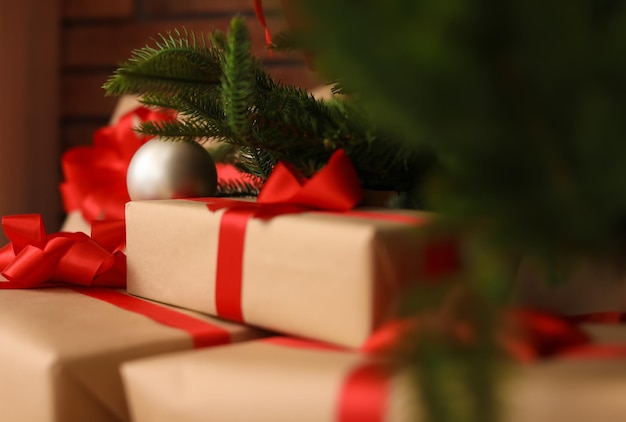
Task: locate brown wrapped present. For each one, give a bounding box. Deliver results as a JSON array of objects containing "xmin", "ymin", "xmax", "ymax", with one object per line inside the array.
[
  {"xmin": 124, "ymin": 324, "xmax": 626, "ymax": 422},
  {"xmin": 126, "ymin": 198, "xmax": 437, "ymax": 348},
  {"xmin": 122, "ymin": 337, "xmax": 419, "ymax": 422},
  {"xmin": 0, "ymin": 287, "xmax": 266, "ymax": 422}
]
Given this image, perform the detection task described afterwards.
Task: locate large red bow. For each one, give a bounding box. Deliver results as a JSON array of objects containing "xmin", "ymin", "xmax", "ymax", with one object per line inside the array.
[
  {"xmin": 60, "ymin": 106, "xmax": 175, "ymax": 222},
  {"xmin": 204, "ymin": 149, "xmax": 363, "ymax": 215},
  {"xmin": 0, "ymin": 215, "xmax": 126, "ymax": 288},
  {"xmin": 257, "ymin": 149, "xmax": 363, "ymax": 210}
]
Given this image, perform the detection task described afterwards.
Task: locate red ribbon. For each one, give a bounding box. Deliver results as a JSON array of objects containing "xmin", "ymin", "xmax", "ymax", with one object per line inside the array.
[
  {"xmin": 264, "ymin": 305, "xmax": 626, "ymax": 422},
  {"xmin": 74, "ymin": 288, "xmax": 231, "ymax": 348},
  {"xmin": 0, "ymin": 214, "xmax": 126, "ymax": 288},
  {"xmin": 264, "ymin": 337, "xmax": 389, "ymax": 422},
  {"xmin": 253, "ymin": 0, "xmax": 273, "ymax": 54},
  {"xmin": 257, "ymin": 149, "xmax": 363, "ymax": 211},
  {"xmin": 61, "ymin": 106, "xmax": 175, "ymax": 222},
  {"xmin": 337, "ymin": 363, "xmax": 390, "ymax": 422}
]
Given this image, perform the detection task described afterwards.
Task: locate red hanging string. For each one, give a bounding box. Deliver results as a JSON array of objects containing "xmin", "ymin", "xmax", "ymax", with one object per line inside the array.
[{"xmin": 253, "ymin": 0, "xmax": 273, "ymax": 55}]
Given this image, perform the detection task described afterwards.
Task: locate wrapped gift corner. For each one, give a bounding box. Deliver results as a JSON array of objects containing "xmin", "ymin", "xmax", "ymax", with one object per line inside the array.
[
  {"xmin": 0, "ymin": 288, "xmax": 267, "ymax": 422},
  {"xmin": 122, "ymin": 338, "xmax": 420, "ymax": 422},
  {"xmin": 505, "ymin": 357, "xmax": 626, "ymax": 422},
  {"xmin": 125, "ymin": 199, "xmax": 431, "ymax": 348}
]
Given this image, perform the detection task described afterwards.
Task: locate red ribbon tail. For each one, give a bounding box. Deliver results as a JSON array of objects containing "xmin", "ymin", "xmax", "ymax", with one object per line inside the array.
[{"xmin": 253, "ymin": 0, "xmax": 273, "ymax": 55}]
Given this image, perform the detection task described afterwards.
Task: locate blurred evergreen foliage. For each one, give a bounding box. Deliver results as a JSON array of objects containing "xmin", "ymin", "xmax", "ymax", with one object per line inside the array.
[
  {"xmin": 294, "ymin": 0, "xmax": 626, "ymax": 265},
  {"xmin": 287, "ymin": 1, "xmax": 626, "ymax": 421}
]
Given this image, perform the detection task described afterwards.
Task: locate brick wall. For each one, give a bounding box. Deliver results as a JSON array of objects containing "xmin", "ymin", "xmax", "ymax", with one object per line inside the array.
[{"xmin": 60, "ymin": 0, "xmax": 321, "ymax": 152}]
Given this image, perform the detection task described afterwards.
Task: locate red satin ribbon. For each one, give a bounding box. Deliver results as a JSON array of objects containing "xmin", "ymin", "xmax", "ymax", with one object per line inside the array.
[
  {"xmin": 264, "ymin": 336, "xmax": 389, "ymax": 422},
  {"xmin": 337, "ymin": 363, "xmax": 390, "ymax": 422},
  {"xmin": 253, "ymin": 0, "xmax": 273, "ymax": 54},
  {"xmin": 257, "ymin": 149, "xmax": 363, "ymax": 211},
  {"xmin": 74, "ymin": 288, "xmax": 231, "ymax": 348},
  {"xmin": 61, "ymin": 106, "xmax": 175, "ymax": 222},
  {"xmin": 215, "ymin": 208, "xmax": 254, "ymax": 321},
  {"xmin": 0, "ymin": 214, "xmax": 126, "ymax": 288}
]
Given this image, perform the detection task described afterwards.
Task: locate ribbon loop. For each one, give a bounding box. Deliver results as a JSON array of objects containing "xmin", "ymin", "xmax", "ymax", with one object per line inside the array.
[
  {"xmin": 61, "ymin": 106, "xmax": 175, "ymax": 222},
  {"xmin": 0, "ymin": 214, "xmax": 126, "ymax": 289},
  {"xmin": 2, "ymin": 214, "xmax": 47, "ymax": 254},
  {"xmin": 258, "ymin": 149, "xmax": 363, "ymax": 211}
]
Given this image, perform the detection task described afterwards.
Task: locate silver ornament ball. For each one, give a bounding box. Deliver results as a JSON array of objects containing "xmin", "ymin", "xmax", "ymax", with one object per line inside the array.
[{"xmin": 127, "ymin": 138, "xmax": 218, "ymax": 201}]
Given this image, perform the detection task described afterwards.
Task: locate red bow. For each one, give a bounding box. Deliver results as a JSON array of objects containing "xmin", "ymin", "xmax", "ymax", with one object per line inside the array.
[
  {"xmin": 0, "ymin": 215, "xmax": 126, "ymax": 288},
  {"xmin": 257, "ymin": 149, "xmax": 363, "ymax": 211},
  {"xmin": 60, "ymin": 106, "xmax": 175, "ymax": 222},
  {"xmin": 203, "ymin": 149, "xmax": 363, "ymax": 215}
]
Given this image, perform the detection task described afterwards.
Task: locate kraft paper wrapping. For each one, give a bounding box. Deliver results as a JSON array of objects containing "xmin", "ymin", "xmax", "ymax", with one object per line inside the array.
[
  {"xmin": 0, "ymin": 288, "xmax": 265, "ymax": 422},
  {"xmin": 504, "ymin": 358, "xmax": 626, "ymax": 422},
  {"xmin": 125, "ymin": 199, "xmax": 427, "ymax": 348},
  {"xmin": 122, "ymin": 339, "xmax": 419, "ymax": 422},
  {"xmin": 122, "ymin": 326, "xmax": 626, "ymax": 422},
  {"xmin": 505, "ymin": 324, "xmax": 626, "ymax": 422}
]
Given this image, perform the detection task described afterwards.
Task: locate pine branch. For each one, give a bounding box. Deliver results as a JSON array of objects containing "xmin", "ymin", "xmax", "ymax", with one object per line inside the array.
[
  {"xmin": 221, "ymin": 16, "xmax": 257, "ymax": 143},
  {"xmin": 104, "ymin": 17, "xmax": 431, "ymax": 198},
  {"xmin": 104, "ymin": 30, "xmax": 223, "ymax": 98},
  {"xmin": 139, "ymin": 119, "xmax": 231, "ymax": 142},
  {"xmin": 216, "ymin": 179, "xmax": 260, "ymax": 197}
]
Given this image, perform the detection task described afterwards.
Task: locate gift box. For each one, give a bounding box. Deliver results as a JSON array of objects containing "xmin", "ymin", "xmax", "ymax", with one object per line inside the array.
[
  {"xmin": 120, "ymin": 323, "xmax": 626, "ymax": 422},
  {"xmin": 122, "ymin": 337, "xmax": 418, "ymax": 422},
  {"xmin": 504, "ymin": 358, "xmax": 626, "ymax": 422},
  {"xmin": 125, "ymin": 198, "xmax": 434, "ymax": 348},
  {"xmin": 0, "ymin": 287, "xmax": 266, "ymax": 422},
  {"xmin": 504, "ymin": 323, "xmax": 626, "ymax": 422}
]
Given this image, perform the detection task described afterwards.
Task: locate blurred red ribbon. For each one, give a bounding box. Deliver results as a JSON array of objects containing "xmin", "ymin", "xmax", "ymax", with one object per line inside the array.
[
  {"xmin": 361, "ymin": 308, "xmax": 626, "ymax": 362},
  {"xmin": 60, "ymin": 106, "xmax": 175, "ymax": 222}
]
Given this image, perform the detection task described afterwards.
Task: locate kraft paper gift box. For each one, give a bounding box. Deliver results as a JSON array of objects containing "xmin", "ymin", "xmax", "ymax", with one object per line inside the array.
[
  {"xmin": 125, "ymin": 198, "xmax": 437, "ymax": 348},
  {"xmin": 0, "ymin": 287, "xmax": 266, "ymax": 422},
  {"xmin": 504, "ymin": 323, "xmax": 626, "ymax": 422},
  {"xmin": 122, "ymin": 337, "xmax": 419, "ymax": 422},
  {"xmin": 121, "ymin": 326, "xmax": 626, "ymax": 422}
]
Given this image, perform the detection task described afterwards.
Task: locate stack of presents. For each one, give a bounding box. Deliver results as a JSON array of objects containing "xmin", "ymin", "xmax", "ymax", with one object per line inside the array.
[{"xmin": 1, "ymin": 98, "xmax": 626, "ymax": 422}]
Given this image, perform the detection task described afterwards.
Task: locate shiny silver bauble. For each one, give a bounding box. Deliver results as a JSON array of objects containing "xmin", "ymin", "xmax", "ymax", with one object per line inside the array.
[{"xmin": 127, "ymin": 138, "xmax": 218, "ymax": 201}]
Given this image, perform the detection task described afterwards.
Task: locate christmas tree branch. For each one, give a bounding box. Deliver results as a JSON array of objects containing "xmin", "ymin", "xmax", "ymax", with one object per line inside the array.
[{"xmin": 104, "ymin": 16, "xmax": 430, "ymax": 195}]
